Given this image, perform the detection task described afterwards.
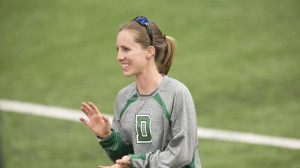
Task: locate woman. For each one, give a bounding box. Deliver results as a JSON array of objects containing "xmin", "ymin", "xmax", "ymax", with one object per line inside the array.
[{"xmin": 80, "ymin": 16, "xmax": 201, "ymax": 168}]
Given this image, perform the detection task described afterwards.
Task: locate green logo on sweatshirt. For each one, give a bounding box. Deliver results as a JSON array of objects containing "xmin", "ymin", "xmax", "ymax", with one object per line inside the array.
[{"xmin": 136, "ymin": 115, "xmax": 152, "ymax": 143}]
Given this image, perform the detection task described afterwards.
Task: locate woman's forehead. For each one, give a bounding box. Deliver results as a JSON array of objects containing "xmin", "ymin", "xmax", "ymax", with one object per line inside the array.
[{"xmin": 116, "ymin": 30, "xmax": 138, "ymax": 46}]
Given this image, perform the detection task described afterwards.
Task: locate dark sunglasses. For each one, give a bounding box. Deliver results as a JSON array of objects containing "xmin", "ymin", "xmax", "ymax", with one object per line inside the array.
[{"xmin": 133, "ymin": 16, "xmax": 153, "ymax": 45}]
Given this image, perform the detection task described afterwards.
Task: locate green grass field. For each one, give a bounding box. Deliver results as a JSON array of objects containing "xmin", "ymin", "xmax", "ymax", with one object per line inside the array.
[
  {"xmin": 2, "ymin": 111, "xmax": 300, "ymax": 168},
  {"xmin": 1, "ymin": 0, "xmax": 300, "ymax": 167}
]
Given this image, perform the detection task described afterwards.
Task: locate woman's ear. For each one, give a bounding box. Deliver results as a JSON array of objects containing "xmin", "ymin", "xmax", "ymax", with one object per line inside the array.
[{"xmin": 146, "ymin": 46, "xmax": 155, "ymax": 59}]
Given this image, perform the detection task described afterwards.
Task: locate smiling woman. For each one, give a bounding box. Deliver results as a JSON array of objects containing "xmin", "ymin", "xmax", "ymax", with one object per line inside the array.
[
  {"xmin": 116, "ymin": 30, "xmax": 151, "ymax": 78},
  {"xmin": 80, "ymin": 16, "xmax": 201, "ymax": 168},
  {"xmin": 116, "ymin": 16, "xmax": 175, "ymax": 81}
]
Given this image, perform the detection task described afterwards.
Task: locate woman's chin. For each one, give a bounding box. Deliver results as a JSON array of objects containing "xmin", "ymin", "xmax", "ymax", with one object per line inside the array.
[{"xmin": 123, "ymin": 72, "xmax": 133, "ymax": 77}]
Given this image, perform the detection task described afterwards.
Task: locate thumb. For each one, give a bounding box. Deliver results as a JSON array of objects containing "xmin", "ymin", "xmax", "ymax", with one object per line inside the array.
[{"xmin": 102, "ymin": 115, "xmax": 110, "ymax": 124}]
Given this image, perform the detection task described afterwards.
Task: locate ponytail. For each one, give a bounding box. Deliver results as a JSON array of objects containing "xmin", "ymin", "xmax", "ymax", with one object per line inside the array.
[{"xmin": 157, "ymin": 36, "xmax": 176, "ymax": 75}]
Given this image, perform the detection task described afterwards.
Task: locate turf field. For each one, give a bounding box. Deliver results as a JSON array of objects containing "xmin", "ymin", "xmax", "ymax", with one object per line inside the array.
[{"xmin": 0, "ymin": 0, "xmax": 300, "ymax": 167}]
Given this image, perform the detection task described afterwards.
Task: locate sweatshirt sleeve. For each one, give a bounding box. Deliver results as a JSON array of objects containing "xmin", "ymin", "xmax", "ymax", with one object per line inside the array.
[
  {"xmin": 129, "ymin": 87, "xmax": 199, "ymax": 168},
  {"xmin": 98, "ymin": 92, "xmax": 134, "ymax": 162},
  {"xmin": 99, "ymin": 128, "xmax": 133, "ymax": 162}
]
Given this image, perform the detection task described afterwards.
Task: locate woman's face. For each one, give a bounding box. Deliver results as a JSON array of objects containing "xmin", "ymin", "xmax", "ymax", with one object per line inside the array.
[{"xmin": 116, "ymin": 30, "xmax": 149, "ymax": 77}]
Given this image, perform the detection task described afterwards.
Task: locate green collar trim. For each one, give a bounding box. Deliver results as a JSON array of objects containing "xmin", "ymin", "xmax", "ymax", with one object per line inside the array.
[
  {"xmin": 153, "ymin": 93, "xmax": 170, "ymax": 122},
  {"xmin": 119, "ymin": 93, "xmax": 138, "ymax": 120}
]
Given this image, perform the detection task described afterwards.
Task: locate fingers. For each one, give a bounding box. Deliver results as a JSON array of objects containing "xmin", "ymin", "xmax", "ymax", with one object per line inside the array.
[
  {"xmin": 99, "ymin": 166, "xmax": 109, "ymax": 168},
  {"xmin": 115, "ymin": 161, "xmax": 129, "ymax": 165},
  {"xmin": 99, "ymin": 165, "xmax": 119, "ymax": 168},
  {"xmin": 116, "ymin": 155, "xmax": 130, "ymax": 165},
  {"xmin": 88, "ymin": 102, "xmax": 101, "ymax": 114},
  {"xmin": 99, "ymin": 161, "xmax": 127, "ymax": 168},
  {"xmin": 116, "ymin": 160, "xmax": 129, "ymax": 164},
  {"xmin": 80, "ymin": 106, "xmax": 91, "ymax": 119},
  {"xmin": 81, "ymin": 102, "xmax": 93, "ymax": 117},
  {"xmin": 81, "ymin": 102, "xmax": 101, "ymax": 118}
]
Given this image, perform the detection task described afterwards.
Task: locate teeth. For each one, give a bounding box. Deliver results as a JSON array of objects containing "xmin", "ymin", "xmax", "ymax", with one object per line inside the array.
[{"xmin": 122, "ymin": 64, "xmax": 129, "ymax": 68}]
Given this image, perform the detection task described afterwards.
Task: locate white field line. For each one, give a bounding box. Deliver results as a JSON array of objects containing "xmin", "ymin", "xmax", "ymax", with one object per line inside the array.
[{"xmin": 1, "ymin": 99, "xmax": 300, "ymax": 150}]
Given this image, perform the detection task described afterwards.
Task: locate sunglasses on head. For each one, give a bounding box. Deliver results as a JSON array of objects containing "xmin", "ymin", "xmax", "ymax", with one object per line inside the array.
[{"xmin": 133, "ymin": 16, "xmax": 153, "ymax": 46}]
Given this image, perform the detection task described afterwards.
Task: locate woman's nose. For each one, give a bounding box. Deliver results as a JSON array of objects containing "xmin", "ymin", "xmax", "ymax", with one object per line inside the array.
[{"xmin": 117, "ymin": 52, "xmax": 125, "ymax": 61}]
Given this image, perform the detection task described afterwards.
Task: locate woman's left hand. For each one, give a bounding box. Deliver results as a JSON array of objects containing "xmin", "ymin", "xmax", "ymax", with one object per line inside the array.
[{"xmin": 99, "ymin": 155, "xmax": 130, "ymax": 168}]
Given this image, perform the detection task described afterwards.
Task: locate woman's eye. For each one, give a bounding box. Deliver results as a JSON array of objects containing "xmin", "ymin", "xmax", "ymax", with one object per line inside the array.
[{"xmin": 124, "ymin": 48, "xmax": 130, "ymax": 51}]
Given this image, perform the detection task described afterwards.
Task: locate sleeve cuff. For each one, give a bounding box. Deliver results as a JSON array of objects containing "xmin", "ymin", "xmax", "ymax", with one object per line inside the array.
[
  {"xmin": 99, "ymin": 129, "xmax": 119, "ymax": 148},
  {"xmin": 129, "ymin": 154, "xmax": 146, "ymax": 168},
  {"xmin": 96, "ymin": 135, "xmax": 103, "ymax": 142},
  {"xmin": 130, "ymin": 154, "xmax": 146, "ymax": 160},
  {"xmin": 96, "ymin": 129, "xmax": 114, "ymax": 143}
]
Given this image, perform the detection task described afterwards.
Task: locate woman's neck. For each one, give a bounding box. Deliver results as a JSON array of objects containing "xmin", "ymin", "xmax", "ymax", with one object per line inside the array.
[{"xmin": 135, "ymin": 71, "xmax": 164, "ymax": 95}]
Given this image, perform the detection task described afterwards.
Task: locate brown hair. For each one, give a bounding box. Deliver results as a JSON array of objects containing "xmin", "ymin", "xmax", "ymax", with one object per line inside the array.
[{"xmin": 119, "ymin": 18, "xmax": 176, "ymax": 75}]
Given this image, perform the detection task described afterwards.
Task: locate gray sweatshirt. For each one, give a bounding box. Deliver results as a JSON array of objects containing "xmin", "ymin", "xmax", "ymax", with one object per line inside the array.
[{"xmin": 99, "ymin": 76, "xmax": 201, "ymax": 168}]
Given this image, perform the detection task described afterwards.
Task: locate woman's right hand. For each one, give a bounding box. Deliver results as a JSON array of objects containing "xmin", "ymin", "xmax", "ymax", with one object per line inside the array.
[{"xmin": 80, "ymin": 102, "xmax": 112, "ymax": 139}]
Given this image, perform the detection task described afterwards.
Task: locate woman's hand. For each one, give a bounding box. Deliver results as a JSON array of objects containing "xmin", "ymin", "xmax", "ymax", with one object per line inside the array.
[
  {"xmin": 99, "ymin": 155, "xmax": 130, "ymax": 168},
  {"xmin": 80, "ymin": 102, "xmax": 111, "ymax": 139}
]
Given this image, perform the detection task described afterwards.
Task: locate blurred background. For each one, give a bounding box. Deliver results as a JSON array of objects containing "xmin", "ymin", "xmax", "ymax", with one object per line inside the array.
[{"xmin": 0, "ymin": 0, "xmax": 299, "ymax": 167}]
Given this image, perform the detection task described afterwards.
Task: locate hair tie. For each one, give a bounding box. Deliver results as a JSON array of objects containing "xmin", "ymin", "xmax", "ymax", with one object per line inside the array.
[{"xmin": 164, "ymin": 35, "xmax": 166, "ymax": 41}]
